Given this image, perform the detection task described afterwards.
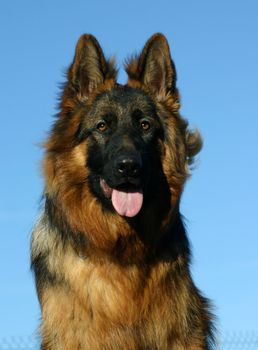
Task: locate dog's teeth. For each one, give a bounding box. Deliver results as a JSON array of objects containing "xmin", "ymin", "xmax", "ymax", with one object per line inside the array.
[{"xmin": 100, "ymin": 178, "xmax": 112, "ymax": 198}]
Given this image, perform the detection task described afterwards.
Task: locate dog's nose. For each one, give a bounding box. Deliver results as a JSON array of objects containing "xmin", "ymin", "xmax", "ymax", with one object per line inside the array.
[{"xmin": 114, "ymin": 155, "xmax": 142, "ymax": 178}]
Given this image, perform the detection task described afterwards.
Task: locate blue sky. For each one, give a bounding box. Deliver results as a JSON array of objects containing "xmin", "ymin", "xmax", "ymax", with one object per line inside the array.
[{"xmin": 0, "ymin": 0, "xmax": 257, "ymax": 338}]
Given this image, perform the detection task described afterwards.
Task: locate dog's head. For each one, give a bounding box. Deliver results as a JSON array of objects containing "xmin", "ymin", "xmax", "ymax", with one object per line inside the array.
[
  {"xmin": 77, "ymin": 84, "xmax": 166, "ymax": 218},
  {"xmin": 43, "ymin": 34, "xmax": 202, "ymax": 240}
]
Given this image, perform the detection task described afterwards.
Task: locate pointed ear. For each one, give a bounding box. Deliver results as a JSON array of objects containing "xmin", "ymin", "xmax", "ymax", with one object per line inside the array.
[
  {"xmin": 126, "ymin": 33, "xmax": 176, "ymax": 94},
  {"xmin": 68, "ymin": 34, "xmax": 117, "ymax": 98}
]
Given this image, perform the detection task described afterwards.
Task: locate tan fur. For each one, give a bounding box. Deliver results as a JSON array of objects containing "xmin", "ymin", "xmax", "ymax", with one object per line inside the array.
[
  {"xmin": 33, "ymin": 217, "xmax": 209, "ymax": 349},
  {"xmin": 32, "ymin": 33, "xmax": 214, "ymax": 349}
]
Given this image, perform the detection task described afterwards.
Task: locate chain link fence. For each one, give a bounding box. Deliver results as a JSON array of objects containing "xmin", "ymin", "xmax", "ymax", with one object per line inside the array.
[
  {"xmin": 0, "ymin": 336, "xmax": 39, "ymax": 350},
  {"xmin": 0, "ymin": 331, "xmax": 257, "ymax": 349},
  {"xmin": 220, "ymin": 331, "xmax": 258, "ymax": 349}
]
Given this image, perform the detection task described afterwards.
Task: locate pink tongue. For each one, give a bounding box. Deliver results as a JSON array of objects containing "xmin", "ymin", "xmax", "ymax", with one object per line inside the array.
[{"xmin": 111, "ymin": 189, "xmax": 143, "ymax": 217}]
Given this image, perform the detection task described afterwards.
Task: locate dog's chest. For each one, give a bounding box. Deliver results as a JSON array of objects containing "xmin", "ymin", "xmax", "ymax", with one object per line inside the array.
[{"xmin": 43, "ymin": 259, "xmax": 179, "ymax": 349}]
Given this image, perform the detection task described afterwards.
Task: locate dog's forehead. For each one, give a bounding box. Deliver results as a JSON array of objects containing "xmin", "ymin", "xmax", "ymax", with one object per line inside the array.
[{"xmin": 92, "ymin": 86, "xmax": 155, "ymax": 115}]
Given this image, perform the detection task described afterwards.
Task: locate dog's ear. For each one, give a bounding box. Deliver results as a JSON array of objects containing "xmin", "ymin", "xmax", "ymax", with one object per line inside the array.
[
  {"xmin": 68, "ymin": 34, "xmax": 117, "ymax": 98},
  {"xmin": 126, "ymin": 33, "xmax": 176, "ymax": 95}
]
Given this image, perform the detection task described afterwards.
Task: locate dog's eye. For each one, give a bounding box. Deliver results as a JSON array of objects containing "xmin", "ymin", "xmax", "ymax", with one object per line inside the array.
[
  {"xmin": 140, "ymin": 119, "xmax": 151, "ymax": 131},
  {"xmin": 96, "ymin": 121, "xmax": 108, "ymax": 133}
]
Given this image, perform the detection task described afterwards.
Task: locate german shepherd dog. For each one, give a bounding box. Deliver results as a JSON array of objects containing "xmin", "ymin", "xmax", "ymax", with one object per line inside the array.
[{"xmin": 31, "ymin": 33, "xmax": 215, "ymax": 349}]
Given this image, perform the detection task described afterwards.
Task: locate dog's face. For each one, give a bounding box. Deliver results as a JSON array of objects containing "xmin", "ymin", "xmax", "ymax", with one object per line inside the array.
[
  {"xmin": 43, "ymin": 34, "xmax": 202, "ymax": 240},
  {"xmin": 77, "ymin": 86, "xmax": 164, "ymax": 217}
]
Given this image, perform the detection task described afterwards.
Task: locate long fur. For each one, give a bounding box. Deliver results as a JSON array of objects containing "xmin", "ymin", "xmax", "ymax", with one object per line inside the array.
[{"xmin": 31, "ymin": 33, "xmax": 215, "ymax": 349}]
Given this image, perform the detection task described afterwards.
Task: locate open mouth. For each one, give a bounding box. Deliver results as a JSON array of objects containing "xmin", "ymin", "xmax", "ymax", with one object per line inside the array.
[{"xmin": 100, "ymin": 178, "xmax": 143, "ymax": 218}]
